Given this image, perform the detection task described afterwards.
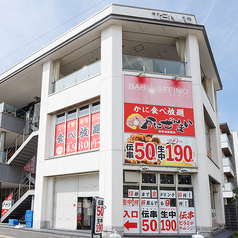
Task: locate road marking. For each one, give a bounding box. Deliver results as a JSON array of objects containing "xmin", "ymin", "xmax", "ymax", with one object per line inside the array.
[{"xmin": 0, "ymin": 235, "xmax": 15, "ymax": 238}]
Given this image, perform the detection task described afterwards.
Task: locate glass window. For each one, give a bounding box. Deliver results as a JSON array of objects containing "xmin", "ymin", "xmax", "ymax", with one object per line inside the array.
[
  {"xmin": 56, "ymin": 113, "xmax": 65, "ymax": 124},
  {"xmin": 178, "ymin": 187, "xmax": 194, "ymax": 207},
  {"xmin": 142, "ymin": 173, "xmax": 156, "ymax": 184},
  {"xmin": 123, "ymin": 185, "xmax": 139, "ymax": 198},
  {"xmin": 178, "ymin": 175, "xmax": 192, "ymax": 185},
  {"xmin": 67, "ymin": 109, "xmax": 77, "ymax": 120},
  {"xmin": 160, "ymin": 174, "xmax": 174, "ymax": 184},
  {"xmin": 159, "ymin": 186, "xmax": 176, "ymax": 207},
  {"xmin": 92, "ymin": 101, "xmax": 100, "ymax": 113},
  {"xmin": 79, "ymin": 105, "xmax": 89, "ymax": 116}
]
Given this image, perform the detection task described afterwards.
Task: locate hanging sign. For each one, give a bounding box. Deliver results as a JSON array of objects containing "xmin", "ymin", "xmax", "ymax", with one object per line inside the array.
[
  {"xmin": 54, "ymin": 122, "xmax": 65, "ymax": 156},
  {"xmin": 91, "ymin": 112, "xmax": 100, "ymax": 149}
]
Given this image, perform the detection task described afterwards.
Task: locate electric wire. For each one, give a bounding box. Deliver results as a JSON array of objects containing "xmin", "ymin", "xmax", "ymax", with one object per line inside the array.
[{"xmin": 0, "ymin": 0, "xmax": 105, "ymax": 62}]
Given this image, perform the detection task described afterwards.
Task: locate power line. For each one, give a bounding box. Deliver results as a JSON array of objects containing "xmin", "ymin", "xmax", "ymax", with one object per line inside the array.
[{"xmin": 0, "ymin": 0, "xmax": 105, "ymax": 62}]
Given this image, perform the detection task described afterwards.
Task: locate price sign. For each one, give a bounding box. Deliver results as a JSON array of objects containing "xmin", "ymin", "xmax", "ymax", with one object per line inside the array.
[
  {"xmin": 160, "ymin": 207, "xmax": 177, "ymax": 234},
  {"xmin": 93, "ymin": 197, "xmax": 104, "ymax": 234},
  {"xmin": 124, "ymin": 133, "xmax": 197, "ymax": 167}
]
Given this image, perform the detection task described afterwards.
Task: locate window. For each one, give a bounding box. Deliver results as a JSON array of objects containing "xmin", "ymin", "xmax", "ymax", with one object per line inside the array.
[
  {"xmin": 123, "ymin": 172, "xmax": 195, "ymax": 235},
  {"xmin": 54, "ymin": 101, "xmax": 100, "ymax": 156},
  {"xmin": 142, "ymin": 173, "xmax": 156, "ymax": 184},
  {"xmin": 205, "ymin": 122, "xmax": 211, "ymax": 158}
]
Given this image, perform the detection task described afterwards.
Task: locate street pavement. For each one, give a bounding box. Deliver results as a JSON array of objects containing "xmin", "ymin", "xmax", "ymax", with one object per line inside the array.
[
  {"xmin": 0, "ymin": 225, "xmax": 94, "ymax": 238},
  {"xmin": 0, "ymin": 224, "xmax": 236, "ymax": 238}
]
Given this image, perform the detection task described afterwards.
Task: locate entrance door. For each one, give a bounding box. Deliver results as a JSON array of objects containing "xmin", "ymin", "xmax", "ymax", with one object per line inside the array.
[{"xmin": 77, "ymin": 197, "xmax": 93, "ymax": 229}]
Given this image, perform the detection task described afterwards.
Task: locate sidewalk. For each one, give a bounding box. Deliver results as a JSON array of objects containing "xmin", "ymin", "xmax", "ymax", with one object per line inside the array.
[{"xmin": 0, "ymin": 223, "xmax": 236, "ymax": 238}]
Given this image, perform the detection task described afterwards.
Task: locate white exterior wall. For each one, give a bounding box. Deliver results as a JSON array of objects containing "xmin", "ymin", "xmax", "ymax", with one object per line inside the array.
[
  {"xmin": 186, "ymin": 34, "xmax": 225, "ymax": 233},
  {"xmin": 31, "ymin": 5, "xmax": 225, "ymax": 236},
  {"xmin": 33, "ymin": 24, "xmax": 124, "ymax": 232},
  {"xmin": 100, "ymin": 24, "xmax": 124, "ymax": 233}
]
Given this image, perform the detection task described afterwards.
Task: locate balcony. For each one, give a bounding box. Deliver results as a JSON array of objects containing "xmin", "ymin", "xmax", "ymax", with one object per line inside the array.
[
  {"xmin": 122, "ymin": 55, "xmax": 186, "ymax": 76},
  {"xmin": 53, "ymin": 60, "xmax": 101, "ymax": 93},
  {"xmin": 221, "ymin": 133, "xmax": 232, "ymax": 156},
  {"xmin": 223, "ymin": 182, "xmax": 235, "ymax": 198},
  {"xmin": 223, "ymin": 157, "xmax": 235, "ymax": 177},
  {"xmin": 0, "ymin": 102, "xmax": 26, "ymax": 120}
]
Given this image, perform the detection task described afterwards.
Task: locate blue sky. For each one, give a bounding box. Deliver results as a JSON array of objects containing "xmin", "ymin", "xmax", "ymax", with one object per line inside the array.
[{"xmin": 0, "ymin": 0, "xmax": 237, "ymax": 131}]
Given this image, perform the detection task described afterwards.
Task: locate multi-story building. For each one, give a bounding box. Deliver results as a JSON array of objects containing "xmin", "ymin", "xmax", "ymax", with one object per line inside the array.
[
  {"xmin": 0, "ymin": 4, "xmax": 225, "ymax": 237},
  {"xmin": 220, "ymin": 123, "xmax": 238, "ymax": 230}
]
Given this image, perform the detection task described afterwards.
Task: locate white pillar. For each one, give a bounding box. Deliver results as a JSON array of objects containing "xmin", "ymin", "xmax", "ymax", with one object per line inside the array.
[
  {"xmin": 0, "ymin": 131, "xmax": 6, "ymax": 151},
  {"xmin": 33, "ymin": 60, "xmax": 54, "ymax": 229},
  {"xmin": 100, "ymin": 24, "xmax": 123, "ymax": 236},
  {"xmin": 186, "ymin": 34, "xmax": 212, "ymax": 232}
]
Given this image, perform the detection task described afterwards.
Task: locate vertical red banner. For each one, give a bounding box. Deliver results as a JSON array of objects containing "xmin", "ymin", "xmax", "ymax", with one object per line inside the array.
[
  {"xmin": 91, "ymin": 112, "xmax": 100, "ymax": 149},
  {"xmin": 66, "ymin": 119, "xmax": 77, "ymax": 154},
  {"xmin": 54, "ymin": 122, "xmax": 65, "ymax": 156},
  {"xmin": 78, "ymin": 116, "xmax": 90, "ymax": 152},
  {"xmin": 1, "ymin": 193, "xmax": 12, "ymax": 217}
]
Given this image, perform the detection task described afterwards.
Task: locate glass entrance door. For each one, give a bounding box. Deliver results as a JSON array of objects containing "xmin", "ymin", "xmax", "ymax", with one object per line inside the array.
[{"xmin": 77, "ymin": 197, "xmax": 93, "ymax": 229}]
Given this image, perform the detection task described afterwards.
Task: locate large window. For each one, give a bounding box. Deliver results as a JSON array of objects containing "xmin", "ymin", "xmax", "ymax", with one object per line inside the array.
[
  {"xmin": 123, "ymin": 172, "xmax": 195, "ymax": 235},
  {"xmin": 54, "ymin": 101, "xmax": 100, "ymax": 156}
]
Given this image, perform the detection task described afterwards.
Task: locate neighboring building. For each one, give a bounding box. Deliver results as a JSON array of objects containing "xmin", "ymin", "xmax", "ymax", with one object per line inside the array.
[
  {"xmin": 0, "ymin": 4, "xmax": 225, "ymax": 237},
  {"xmin": 220, "ymin": 123, "xmax": 238, "ymax": 230}
]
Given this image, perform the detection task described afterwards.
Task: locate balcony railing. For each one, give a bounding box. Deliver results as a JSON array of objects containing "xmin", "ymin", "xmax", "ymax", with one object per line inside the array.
[
  {"xmin": 0, "ymin": 102, "xmax": 26, "ymax": 120},
  {"xmin": 223, "ymin": 157, "xmax": 234, "ymax": 177},
  {"xmin": 221, "ymin": 134, "xmax": 232, "ymax": 156},
  {"xmin": 223, "ymin": 182, "xmax": 235, "ymax": 192},
  {"xmin": 123, "ymin": 55, "xmax": 186, "ymax": 76},
  {"xmin": 53, "ymin": 60, "xmax": 101, "ymax": 93},
  {"xmin": 0, "ymin": 152, "xmax": 6, "ymax": 163}
]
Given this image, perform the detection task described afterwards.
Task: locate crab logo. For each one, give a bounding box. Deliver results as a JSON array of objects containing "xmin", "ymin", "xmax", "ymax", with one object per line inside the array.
[{"xmin": 126, "ymin": 114, "xmax": 146, "ymax": 130}]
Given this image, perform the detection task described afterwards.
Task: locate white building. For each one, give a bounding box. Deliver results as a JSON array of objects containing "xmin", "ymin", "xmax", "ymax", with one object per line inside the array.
[
  {"xmin": 0, "ymin": 4, "xmax": 225, "ymax": 237},
  {"xmin": 220, "ymin": 123, "xmax": 238, "ymax": 230}
]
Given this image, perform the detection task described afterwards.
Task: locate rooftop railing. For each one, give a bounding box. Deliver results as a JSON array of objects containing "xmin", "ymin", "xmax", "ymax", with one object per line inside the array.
[
  {"xmin": 53, "ymin": 60, "xmax": 101, "ymax": 93},
  {"xmin": 123, "ymin": 55, "xmax": 186, "ymax": 76},
  {"xmin": 0, "ymin": 102, "xmax": 26, "ymax": 120}
]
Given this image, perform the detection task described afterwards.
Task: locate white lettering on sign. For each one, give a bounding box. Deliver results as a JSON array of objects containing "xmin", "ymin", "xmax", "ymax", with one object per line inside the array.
[{"xmin": 151, "ymin": 11, "xmax": 196, "ymax": 24}]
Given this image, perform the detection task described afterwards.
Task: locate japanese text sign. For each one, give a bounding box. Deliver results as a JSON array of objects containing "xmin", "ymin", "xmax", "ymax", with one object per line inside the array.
[
  {"xmin": 94, "ymin": 198, "xmax": 104, "ymax": 234},
  {"xmin": 160, "ymin": 207, "xmax": 177, "ymax": 233},
  {"xmin": 124, "ymin": 133, "xmax": 197, "ymax": 167},
  {"xmin": 123, "ymin": 198, "xmax": 140, "ymax": 233},
  {"xmin": 54, "ymin": 122, "xmax": 65, "ymax": 156},
  {"xmin": 124, "ymin": 75, "xmax": 193, "ymax": 108},
  {"xmin": 66, "ymin": 119, "xmax": 77, "ymax": 154},
  {"xmin": 178, "ymin": 207, "xmax": 195, "ymax": 233},
  {"xmin": 1, "ymin": 193, "xmax": 12, "ymax": 217},
  {"xmin": 124, "ymin": 103, "xmax": 195, "ymax": 137},
  {"xmin": 91, "ymin": 112, "xmax": 100, "ymax": 149},
  {"xmin": 78, "ymin": 115, "xmax": 90, "ymax": 152}
]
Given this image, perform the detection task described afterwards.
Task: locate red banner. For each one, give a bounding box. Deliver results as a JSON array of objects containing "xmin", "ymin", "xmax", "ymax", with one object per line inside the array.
[
  {"xmin": 91, "ymin": 112, "xmax": 100, "ymax": 149},
  {"xmin": 1, "ymin": 193, "xmax": 12, "ymax": 217},
  {"xmin": 66, "ymin": 119, "xmax": 77, "ymax": 154},
  {"xmin": 124, "ymin": 103, "xmax": 195, "ymax": 137},
  {"xmin": 54, "ymin": 122, "xmax": 65, "ymax": 156},
  {"xmin": 78, "ymin": 116, "xmax": 90, "ymax": 152}
]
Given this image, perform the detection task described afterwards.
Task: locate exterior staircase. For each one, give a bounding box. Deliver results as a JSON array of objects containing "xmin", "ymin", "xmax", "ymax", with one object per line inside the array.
[
  {"xmin": 1, "ymin": 173, "xmax": 35, "ymax": 223},
  {"xmin": 6, "ymin": 116, "xmax": 39, "ymax": 167},
  {"xmin": 7, "ymin": 131, "xmax": 38, "ymax": 166}
]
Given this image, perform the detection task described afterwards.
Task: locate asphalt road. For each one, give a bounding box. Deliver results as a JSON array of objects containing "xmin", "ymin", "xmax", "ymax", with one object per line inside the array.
[{"xmin": 0, "ymin": 226, "xmax": 92, "ymax": 238}]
